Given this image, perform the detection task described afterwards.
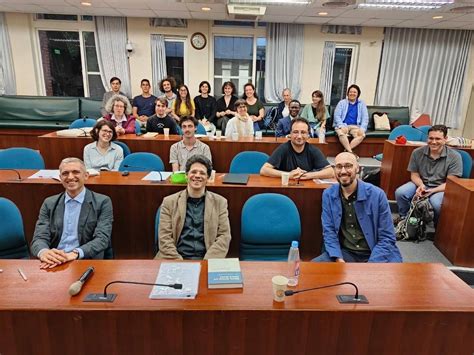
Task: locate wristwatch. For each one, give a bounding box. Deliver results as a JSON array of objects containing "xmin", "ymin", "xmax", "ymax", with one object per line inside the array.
[{"xmin": 72, "ymin": 249, "xmax": 80, "ymax": 260}]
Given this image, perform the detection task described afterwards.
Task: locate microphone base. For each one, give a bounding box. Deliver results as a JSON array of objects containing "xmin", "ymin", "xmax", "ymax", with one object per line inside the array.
[
  {"xmin": 83, "ymin": 293, "xmax": 117, "ymax": 303},
  {"xmin": 337, "ymin": 294, "xmax": 369, "ymax": 304}
]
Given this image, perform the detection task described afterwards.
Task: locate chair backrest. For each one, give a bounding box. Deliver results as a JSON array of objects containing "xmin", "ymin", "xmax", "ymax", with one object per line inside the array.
[
  {"xmin": 69, "ymin": 118, "xmax": 97, "ymax": 129},
  {"xmin": 455, "ymin": 149, "xmax": 473, "ymax": 178},
  {"xmin": 240, "ymin": 193, "xmax": 301, "ymax": 261},
  {"xmin": 229, "ymin": 151, "xmax": 270, "ymax": 174},
  {"xmin": 135, "ymin": 121, "xmax": 142, "ymax": 135},
  {"xmin": 388, "ymin": 125, "xmax": 424, "ymax": 141},
  {"xmin": 113, "ymin": 141, "xmax": 131, "ymax": 157},
  {"xmin": 196, "ymin": 122, "xmax": 207, "ymax": 135},
  {"xmin": 118, "ymin": 152, "xmax": 164, "ymax": 172},
  {"xmin": 154, "ymin": 205, "xmax": 162, "ymax": 255},
  {"xmin": 417, "ymin": 125, "xmax": 431, "ymax": 141},
  {"xmin": 0, "ymin": 147, "xmax": 45, "ymax": 169},
  {"xmin": 0, "ymin": 198, "xmax": 29, "ymax": 259}
]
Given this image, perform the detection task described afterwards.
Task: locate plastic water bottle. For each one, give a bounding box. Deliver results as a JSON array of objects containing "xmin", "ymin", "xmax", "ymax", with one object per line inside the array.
[
  {"xmin": 318, "ymin": 128, "xmax": 326, "ymax": 143},
  {"xmin": 287, "ymin": 241, "xmax": 300, "ymax": 286}
]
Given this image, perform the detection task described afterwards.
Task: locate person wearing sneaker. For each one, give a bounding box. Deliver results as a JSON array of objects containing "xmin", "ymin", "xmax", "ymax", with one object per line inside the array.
[
  {"xmin": 313, "ymin": 152, "xmax": 402, "ymax": 263},
  {"xmin": 395, "ymin": 124, "xmax": 462, "ymax": 223}
]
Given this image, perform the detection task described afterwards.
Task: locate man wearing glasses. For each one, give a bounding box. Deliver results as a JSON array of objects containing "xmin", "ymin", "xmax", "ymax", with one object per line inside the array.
[
  {"xmin": 260, "ymin": 118, "xmax": 334, "ymax": 180},
  {"xmin": 313, "ymin": 152, "xmax": 402, "ymax": 262}
]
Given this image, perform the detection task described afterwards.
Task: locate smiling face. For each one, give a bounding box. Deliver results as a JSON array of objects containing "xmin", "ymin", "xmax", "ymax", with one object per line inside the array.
[
  {"xmin": 187, "ymin": 162, "xmax": 208, "ymax": 193},
  {"xmin": 333, "ymin": 152, "xmax": 359, "ymax": 187},
  {"xmin": 289, "ymin": 103, "xmax": 300, "ymax": 118},
  {"xmin": 60, "ymin": 161, "xmax": 88, "ymax": 197},
  {"xmin": 236, "ymin": 103, "xmax": 248, "ymax": 117},
  {"xmin": 155, "ymin": 101, "xmax": 167, "ymax": 116},
  {"xmin": 162, "ymin": 80, "xmax": 172, "ymax": 93},
  {"xmin": 347, "ymin": 87, "xmax": 359, "ymax": 103},
  {"xmin": 223, "ymin": 84, "xmax": 233, "ymax": 96},
  {"xmin": 312, "ymin": 94, "xmax": 321, "ymax": 106},
  {"xmin": 290, "ymin": 121, "xmax": 309, "ymax": 148},
  {"xmin": 427, "ymin": 130, "xmax": 447, "ymax": 155},
  {"xmin": 200, "ymin": 83, "xmax": 209, "ymax": 95},
  {"xmin": 98, "ymin": 125, "xmax": 114, "ymax": 144},
  {"xmin": 244, "ymin": 85, "xmax": 254, "ymax": 99},
  {"xmin": 179, "ymin": 86, "xmax": 188, "ymax": 99}
]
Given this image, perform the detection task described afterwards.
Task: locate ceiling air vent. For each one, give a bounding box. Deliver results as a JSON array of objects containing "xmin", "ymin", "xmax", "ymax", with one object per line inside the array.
[
  {"xmin": 449, "ymin": 5, "xmax": 474, "ymax": 13},
  {"xmin": 227, "ymin": 4, "xmax": 266, "ymax": 21},
  {"xmin": 322, "ymin": 0, "xmax": 356, "ymax": 8}
]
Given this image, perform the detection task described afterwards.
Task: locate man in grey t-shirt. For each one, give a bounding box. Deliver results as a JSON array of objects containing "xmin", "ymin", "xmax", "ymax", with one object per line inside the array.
[{"xmin": 395, "ymin": 125, "xmax": 462, "ymax": 221}]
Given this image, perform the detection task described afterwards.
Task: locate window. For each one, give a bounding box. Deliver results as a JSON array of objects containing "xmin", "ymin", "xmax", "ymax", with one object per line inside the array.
[
  {"xmin": 165, "ymin": 39, "xmax": 185, "ymax": 87},
  {"xmin": 213, "ymin": 35, "xmax": 266, "ymax": 98},
  {"xmin": 330, "ymin": 44, "xmax": 359, "ymax": 106},
  {"xmin": 38, "ymin": 30, "xmax": 103, "ymax": 98}
]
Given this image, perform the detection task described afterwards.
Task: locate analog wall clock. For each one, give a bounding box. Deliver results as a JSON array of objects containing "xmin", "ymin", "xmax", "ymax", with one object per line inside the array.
[{"xmin": 191, "ymin": 32, "xmax": 207, "ymax": 50}]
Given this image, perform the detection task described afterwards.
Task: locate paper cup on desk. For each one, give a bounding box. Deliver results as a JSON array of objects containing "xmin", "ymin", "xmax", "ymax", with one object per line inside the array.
[
  {"xmin": 163, "ymin": 128, "xmax": 170, "ymax": 137},
  {"xmin": 231, "ymin": 132, "xmax": 239, "ymax": 141},
  {"xmin": 208, "ymin": 170, "xmax": 216, "ymax": 183},
  {"xmin": 272, "ymin": 275, "xmax": 289, "ymax": 302},
  {"xmin": 281, "ymin": 172, "xmax": 290, "ymax": 186},
  {"xmin": 255, "ymin": 131, "xmax": 263, "ymax": 140},
  {"xmin": 216, "ymin": 130, "xmax": 222, "ymax": 139},
  {"xmin": 207, "ymin": 132, "xmax": 214, "ymax": 139}
]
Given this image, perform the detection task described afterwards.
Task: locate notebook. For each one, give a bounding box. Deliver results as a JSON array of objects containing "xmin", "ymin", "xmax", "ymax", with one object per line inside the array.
[{"xmin": 222, "ymin": 174, "xmax": 249, "ymax": 185}]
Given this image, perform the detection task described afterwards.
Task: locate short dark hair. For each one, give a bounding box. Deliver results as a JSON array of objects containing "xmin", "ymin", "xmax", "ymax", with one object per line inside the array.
[
  {"xmin": 179, "ymin": 115, "xmax": 199, "ymax": 128},
  {"xmin": 141, "ymin": 79, "xmax": 150, "ymax": 86},
  {"xmin": 428, "ymin": 124, "xmax": 448, "ymax": 137},
  {"xmin": 221, "ymin": 81, "xmax": 236, "ymax": 95},
  {"xmin": 159, "ymin": 76, "xmax": 176, "ymax": 92},
  {"xmin": 185, "ymin": 154, "xmax": 213, "ymax": 177},
  {"xmin": 347, "ymin": 84, "xmax": 361, "ymax": 98},
  {"xmin": 289, "ymin": 99, "xmax": 301, "ymax": 107},
  {"xmin": 198, "ymin": 81, "xmax": 212, "ymax": 94},
  {"xmin": 110, "ymin": 77, "xmax": 121, "ymax": 84},
  {"xmin": 234, "ymin": 99, "xmax": 247, "ymax": 108},
  {"xmin": 155, "ymin": 97, "xmax": 168, "ymax": 106},
  {"xmin": 90, "ymin": 120, "xmax": 117, "ymax": 142},
  {"xmin": 290, "ymin": 117, "xmax": 310, "ymax": 132}
]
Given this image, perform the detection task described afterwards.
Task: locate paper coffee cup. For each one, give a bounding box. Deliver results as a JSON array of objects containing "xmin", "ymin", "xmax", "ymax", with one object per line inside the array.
[
  {"xmin": 281, "ymin": 172, "xmax": 290, "ymax": 186},
  {"xmin": 163, "ymin": 128, "xmax": 170, "ymax": 137},
  {"xmin": 208, "ymin": 170, "xmax": 216, "ymax": 183},
  {"xmin": 272, "ymin": 275, "xmax": 289, "ymax": 302},
  {"xmin": 216, "ymin": 130, "xmax": 222, "ymax": 138},
  {"xmin": 255, "ymin": 131, "xmax": 263, "ymax": 140}
]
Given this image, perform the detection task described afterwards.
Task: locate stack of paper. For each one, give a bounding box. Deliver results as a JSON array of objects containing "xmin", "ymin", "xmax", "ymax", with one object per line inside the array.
[
  {"xmin": 149, "ymin": 262, "xmax": 201, "ymax": 299},
  {"xmin": 208, "ymin": 258, "xmax": 243, "ymax": 289}
]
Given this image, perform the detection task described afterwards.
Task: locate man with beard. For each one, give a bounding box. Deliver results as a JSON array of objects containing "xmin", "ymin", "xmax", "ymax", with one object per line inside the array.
[{"xmin": 313, "ymin": 152, "xmax": 402, "ymax": 263}]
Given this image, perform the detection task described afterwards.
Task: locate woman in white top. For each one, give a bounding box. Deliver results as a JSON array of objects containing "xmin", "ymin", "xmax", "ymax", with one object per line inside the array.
[
  {"xmin": 83, "ymin": 120, "xmax": 124, "ymax": 171},
  {"xmin": 225, "ymin": 99, "xmax": 254, "ymax": 138}
]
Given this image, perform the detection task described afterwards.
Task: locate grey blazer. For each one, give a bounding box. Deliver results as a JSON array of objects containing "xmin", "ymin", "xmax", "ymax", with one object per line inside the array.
[{"xmin": 30, "ymin": 189, "xmax": 113, "ymax": 259}]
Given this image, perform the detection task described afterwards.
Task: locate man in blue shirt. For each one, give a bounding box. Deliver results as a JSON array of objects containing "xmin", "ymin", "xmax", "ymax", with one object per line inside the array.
[
  {"xmin": 132, "ymin": 79, "xmax": 157, "ymax": 127},
  {"xmin": 333, "ymin": 84, "xmax": 369, "ymax": 154},
  {"xmin": 30, "ymin": 158, "xmax": 113, "ymax": 269},
  {"xmin": 313, "ymin": 152, "xmax": 402, "ymax": 263}
]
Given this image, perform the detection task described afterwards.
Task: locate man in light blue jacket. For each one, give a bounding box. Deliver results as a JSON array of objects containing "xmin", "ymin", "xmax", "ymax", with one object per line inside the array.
[
  {"xmin": 333, "ymin": 84, "xmax": 369, "ymax": 154},
  {"xmin": 313, "ymin": 152, "xmax": 402, "ymax": 263}
]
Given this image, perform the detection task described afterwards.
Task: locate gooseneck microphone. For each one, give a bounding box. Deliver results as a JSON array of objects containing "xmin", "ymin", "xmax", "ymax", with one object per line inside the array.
[
  {"xmin": 68, "ymin": 266, "xmax": 95, "ymax": 296},
  {"xmin": 284, "ymin": 281, "xmax": 369, "ymax": 304},
  {"xmin": 122, "ymin": 165, "xmax": 163, "ymax": 181},
  {"xmin": 0, "ymin": 168, "xmax": 22, "ymax": 181},
  {"xmin": 84, "ymin": 280, "xmax": 183, "ymax": 302},
  {"xmin": 294, "ymin": 171, "xmax": 307, "ymax": 186}
]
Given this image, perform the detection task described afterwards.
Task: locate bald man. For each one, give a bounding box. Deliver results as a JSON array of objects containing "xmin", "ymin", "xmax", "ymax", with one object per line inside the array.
[{"xmin": 313, "ymin": 152, "xmax": 402, "ymax": 263}]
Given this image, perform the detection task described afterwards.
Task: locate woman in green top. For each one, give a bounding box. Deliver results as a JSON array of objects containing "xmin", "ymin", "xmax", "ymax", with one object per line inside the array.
[
  {"xmin": 300, "ymin": 90, "xmax": 329, "ymax": 138},
  {"xmin": 242, "ymin": 83, "xmax": 265, "ymax": 131}
]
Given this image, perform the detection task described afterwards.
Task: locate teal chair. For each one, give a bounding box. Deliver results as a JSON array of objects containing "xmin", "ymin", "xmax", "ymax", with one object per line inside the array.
[
  {"xmin": 417, "ymin": 125, "xmax": 431, "ymax": 141},
  {"xmin": 229, "ymin": 151, "xmax": 269, "ymax": 174},
  {"xmin": 240, "ymin": 193, "xmax": 301, "ymax": 261},
  {"xmin": 69, "ymin": 118, "xmax": 96, "ymax": 129},
  {"xmin": 118, "ymin": 152, "xmax": 164, "ymax": 172},
  {"xmin": 374, "ymin": 125, "xmax": 425, "ymax": 161},
  {"xmin": 114, "ymin": 141, "xmax": 131, "ymax": 157},
  {"xmin": 0, "ymin": 198, "xmax": 29, "ymax": 259},
  {"xmin": 0, "ymin": 147, "xmax": 45, "ymax": 169},
  {"xmin": 197, "ymin": 122, "xmax": 207, "ymax": 135},
  {"xmin": 455, "ymin": 149, "xmax": 472, "ymax": 178}
]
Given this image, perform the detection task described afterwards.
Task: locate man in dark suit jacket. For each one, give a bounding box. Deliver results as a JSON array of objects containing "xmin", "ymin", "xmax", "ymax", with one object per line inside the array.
[{"xmin": 30, "ymin": 157, "xmax": 113, "ymax": 269}]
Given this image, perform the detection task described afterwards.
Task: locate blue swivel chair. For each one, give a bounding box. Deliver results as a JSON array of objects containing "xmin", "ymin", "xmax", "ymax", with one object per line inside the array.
[
  {"xmin": 229, "ymin": 151, "xmax": 270, "ymax": 174},
  {"xmin": 416, "ymin": 125, "xmax": 432, "ymax": 141},
  {"xmin": 113, "ymin": 141, "xmax": 131, "ymax": 157},
  {"xmin": 0, "ymin": 198, "xmax": 29, "ymax": 259},
  {"xmin": 118, "ymin": 152, "xmax": 164, "ymax": 172},
  {"xmin": 196, "ymin": 123, "xmax": 207, "ymax": 135},
  {"xmin": 0, "ymin": 147, "xmax": 45, "ymax": 169},
  {"xmin": 374, "ymin": 125, "xmax": 425, "ymax": 161},
  {"xmin": 240, "ymin": 193, "xmax": 301, "ymax": 261},
  {"xmin": 455, "ymin": 149, "xmax": 472, "ymax": 178},
  {"xmin": 154, "ymin": 205, "xmax": 162, "ymax": 255},
  {"xmin": 69, "ymin": 118, "xmax": 97, "ymax": 129}
]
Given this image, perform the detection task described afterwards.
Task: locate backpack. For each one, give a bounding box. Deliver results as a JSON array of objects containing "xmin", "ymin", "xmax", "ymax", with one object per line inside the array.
[
  {"xmin": 262, "ymin": 106, "xmax": 279, "ymax": 130},
  {"xmin": 395, "ymin": 196, "xmax": 435, "ymax": 242}
]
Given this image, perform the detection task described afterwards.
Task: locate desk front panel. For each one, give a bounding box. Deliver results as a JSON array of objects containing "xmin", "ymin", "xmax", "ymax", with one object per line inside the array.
[
  {"xmin": 0, "ymin": 260, "xmax": 472, "ymax": 355},
  {"xmin": 0, "ymin": 171, "xmax": 326, "ymax": 260}
]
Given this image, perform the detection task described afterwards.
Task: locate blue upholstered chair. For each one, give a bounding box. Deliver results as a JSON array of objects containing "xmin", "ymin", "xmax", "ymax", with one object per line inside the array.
[
  {"xmin": 0, "ymin": 147, "xmax": 45, "ymax": 169},
  {"xmin": 196, "ymin": 122, "xmax": 207, "ymax": 135},
  {"xmin": 135, "ymin": 121, "xmax": 142, "ymax": 135},
  {"xmin": 154, "ymin": 205, "xmax": 161, "ymax": 255},
  {"xmin": 374, "ymin": 125, "xmax": 425, "ymax": 161},
  {"xmin": 118, "ymin": 152, "xmax": 164, "ymax": 172},
  {"xmin": 69, "ymin": 118, "xmax": 96, "ymax": 129},
  {"xmin": 113, "ymin": 141, "xmax": 131, "ymax": 157},
  {"xmin": 229, "ymin": 151, "xmax": 270, "ymax": 174},
  {"xmin": 240, "ymin": 193, "xmax": 301, "ymax": 261},
  {"xmin": 0, "ymin": 198, "xmax": 29, "ymax": 259},
  {"xmin": 416, "ymin": 125, "xmax": 431, "ymax": 141},
  {"xmin": 455, "ymin": 149, "xmax": 472, "ymax": 178}
]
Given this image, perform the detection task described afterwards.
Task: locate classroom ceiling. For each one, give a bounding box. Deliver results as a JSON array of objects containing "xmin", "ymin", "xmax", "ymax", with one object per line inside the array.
[{"xmin": 0, "ymin": 0, "xmax": 473, "ymax": 30}]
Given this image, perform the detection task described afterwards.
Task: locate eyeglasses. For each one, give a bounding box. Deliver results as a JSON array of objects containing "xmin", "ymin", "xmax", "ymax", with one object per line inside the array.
[
  {"xmin": 101, "ymin": 129, "xmax": 113, "ymax": 134},
  {"xmin": 289, "ymin": 106, "xmax": 300, "ymax": 109},
  {"xmin": 333, "ymin": 163, "xmax": 354, "ymax": 171},
  {"xmin": 114, "ymin": 104, "xmax": 125, "ymax": 109}
]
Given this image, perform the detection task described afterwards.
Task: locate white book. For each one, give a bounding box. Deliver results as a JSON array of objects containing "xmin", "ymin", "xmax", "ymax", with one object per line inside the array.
[{"xmin": 149, "ymin": 262, "xmax": 201, "ymax": 299}]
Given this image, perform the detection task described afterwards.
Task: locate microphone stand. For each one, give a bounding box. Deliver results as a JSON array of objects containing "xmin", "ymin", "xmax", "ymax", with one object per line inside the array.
[
  {"xmin": 284, "ymin": 281, "xmax": 369, "ymax": 304},
  {"xmin": 0, "ymin": 168, "xmax": 22, "ymax": 181}
]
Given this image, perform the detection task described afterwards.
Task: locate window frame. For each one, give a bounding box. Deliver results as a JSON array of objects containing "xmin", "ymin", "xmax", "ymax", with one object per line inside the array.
[
  {"xmin": 331, "ymin": 43, "xmax": 360, "ymax": 103},
  {"xmin": 164, "ymin": 36, "xmax": 187, "ymax": 87}
]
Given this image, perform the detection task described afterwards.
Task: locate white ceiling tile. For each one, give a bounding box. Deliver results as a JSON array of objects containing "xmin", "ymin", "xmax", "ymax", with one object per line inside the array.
[
  {"xmin": 190, "ymin": 11, "xmax": 227, "ymax": 19},
  {"xmin": 426, "ymin": 21, "xmax": 473, "ymax": 28},
  {"xmin": 327, "ymin": 16, "xmax": 366, "ymax": 25},
  {"xmin": 449, "ymin": 13, "xmax": 474, "ymax": 21},
  {"xmin": 105, "ymin": 1, "xmax": 150, "ymax": 9},
  {"xmin": 117, "ymin": 8, "xmax": 154, "ymax": 16},
  {"xmin": 186, "ymin": 3, "xmax": 227, "ymax": 12},
  {"xmin": 3, "ymin": 4, "xmax": 49, "ymax": 12},
  {"xmin": 262, "ymin": 15, "xmax": 297, "ymax": 23},
  {"xmin": 295, "ymin": 15, "xmax": 331, "ymax": 24},
  {"xmin": 81, "ymin": 7, "xmax": 123, "ymax": 15},
  {"xmin": 146, "ymin": 1, "xmax": 188, "ymax": 11},
  {"xmin": 412, "ymin": 11, "xmax": 467, "ymax": 21},
  {"xmin": 351, "ymin": 8, "xmax": 421, "ymax": 19},
  {"xmin": 394, "ymin": 19, "xmax": 435, "ymax": 27},
  {"xmin": 305, "ymin": 6, "xmax": 351, "ymax": 16},
  {"xmin": 361, "ymin": 18, "xmax": 403, "ymax": 26},
  {"xmin": 39, "ymin": 5, "xmax": 84, "ymax": 13},
  {"xmin": 151, "ymin": 9, "xmax": 192, "ymax": 18},
  {"xmin": 265, "ymin": 5, "xmax": 308, "ymax": 16},
  {"xmin": 66, "ymin": 0, "xmax": 110, "ymax": 6}
]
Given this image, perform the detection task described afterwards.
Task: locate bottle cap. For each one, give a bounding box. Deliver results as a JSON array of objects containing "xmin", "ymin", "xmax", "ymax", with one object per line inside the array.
[{"xmin": 291, "ymin": 241, "xmax": 299, "ymax": 248}]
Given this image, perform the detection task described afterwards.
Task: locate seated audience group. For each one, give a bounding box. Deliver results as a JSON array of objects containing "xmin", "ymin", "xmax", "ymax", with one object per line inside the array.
[{"xmin": 28, "ymin": 76, "xmax": 466, "ymax": 268}]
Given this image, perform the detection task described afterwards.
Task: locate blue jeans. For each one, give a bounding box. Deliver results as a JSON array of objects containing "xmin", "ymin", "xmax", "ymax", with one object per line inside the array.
[
  {"xmin": 395, "ymin": 181, "xmax": 444, "ymax": 221},
  {"xmin": 312, "ymin": 249, "xmax": 370, "ymax": 263}
]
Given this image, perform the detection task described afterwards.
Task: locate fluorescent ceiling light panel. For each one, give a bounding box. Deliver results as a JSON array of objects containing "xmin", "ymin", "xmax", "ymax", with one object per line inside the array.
[
  {"xmin": 359, "ymin": 0, "xmax": 453, "ymax": 10},
  {"xmin": 228, "ymin": 0, "xmax": 311, "ymax": 5}
]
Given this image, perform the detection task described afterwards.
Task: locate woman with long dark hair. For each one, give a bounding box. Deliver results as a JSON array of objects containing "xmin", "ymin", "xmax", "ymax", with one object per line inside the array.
[
  {"xmin": 171, "ymin": 84, "xmax": 195, "ymax": 122},
  {"xmin": 300, "ymin": 90, "xmax": 329, "ymax": 138}
]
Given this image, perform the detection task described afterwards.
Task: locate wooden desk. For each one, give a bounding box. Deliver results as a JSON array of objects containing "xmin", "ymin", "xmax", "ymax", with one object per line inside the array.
[
  {"xmin": 435, "ymin": 176, "xmax": 474, "ymax": 267},
  {"xmin": 381, "ymin": 140, "xmax": 474, "ymax": 199},
  {"xmin": 0, "ymin": 171, "xmax": 327, "ymax": 260},
  {"xmin": 37, "ymin": 132, "xmax": 387, "ymax": 171},
  {"xmin": 0, "ymin": 260, "xmax": 472, "ymax": 355}
]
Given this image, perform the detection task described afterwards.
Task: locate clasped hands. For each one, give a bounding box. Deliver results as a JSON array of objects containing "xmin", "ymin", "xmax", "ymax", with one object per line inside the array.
[
  {"xmin": 289, "ymin": 167, "xmax": 308, "ymax": 180},
  {"xmin": 39, "ymin": 248, "xmax": 78, "ymax": 269}
]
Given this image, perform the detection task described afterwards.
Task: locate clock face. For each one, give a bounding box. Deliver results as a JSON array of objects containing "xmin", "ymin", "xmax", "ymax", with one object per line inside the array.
[{"xmin": 191, "ymin": 32, "xmax": 206, "ymax": 50}]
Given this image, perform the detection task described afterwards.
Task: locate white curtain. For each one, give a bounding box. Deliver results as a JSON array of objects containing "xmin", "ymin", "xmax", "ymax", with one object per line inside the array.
[
  {"xmin": 319, "ymin": 41, "xmax": 336, "ymax": 102},
  {"xmin": 150, "ymin": 34, "xmax": 167, "ymax": 96},
  {"xmin": 264, "ymin": 23, "xmax": 304, "ymax": 102},
  {"xmin": 375, "ymin": 27, "xmax": 472, "ymax": 128},
  {"xmin": 0, "ymin": 13, "xmax": 16, "ymax": 95},
  {"xmin": 94, "ymin": 16, "xmax": 132, "ymax": 97}
]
